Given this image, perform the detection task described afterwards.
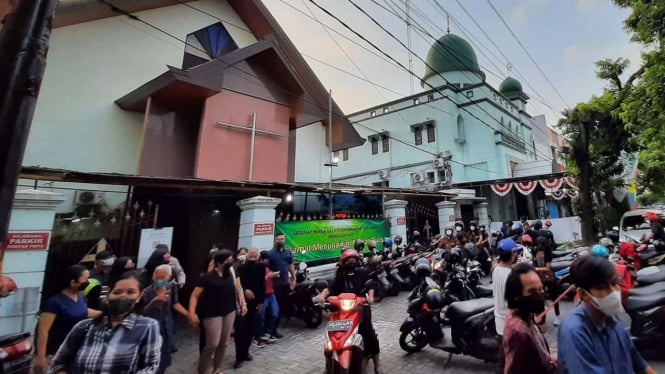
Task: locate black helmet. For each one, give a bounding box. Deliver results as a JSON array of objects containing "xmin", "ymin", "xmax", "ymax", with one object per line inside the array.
[
  {"xmin": 533, "ymin": 220, "xmax": 543, "ymax": 230},
  {"xmin": 444, "ymin": 225, "xmax": 454, "ymax": 236},
  {"xmin": 424, "ymin": 289, "xmax": 446, "ymax": 309},
  {"xmin": 455, "ymin": 221, "xmax": 465, "ymax": 231},
  {"xmin": 394, "ymin": 235, "xmax": 403, "ymax": 245},
  {"xmin": 414, "ymin": 258, "xmax": 431, "ymax": 278},
  {"xmin": 353, "ymin": 239, "xmax": 365, "ymax": 251}
]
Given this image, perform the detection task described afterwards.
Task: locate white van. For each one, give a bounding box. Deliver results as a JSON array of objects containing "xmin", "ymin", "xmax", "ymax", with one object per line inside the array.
[{"xmin": 619, "ymin": 209, "xmax": 664, "ymax": 244}]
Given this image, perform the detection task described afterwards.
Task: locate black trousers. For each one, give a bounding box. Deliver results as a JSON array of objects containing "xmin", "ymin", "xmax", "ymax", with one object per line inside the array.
[
  {"xmin": 234, "ymin": 301, "xmax": 259, "ymax": 361},
  {"xmin": 274, "ymin": 284, "xmax": 290, "ymax": 322},
  {"xmin": 359, "ymin": 306, "xmax": 380, "ymax": 357}
]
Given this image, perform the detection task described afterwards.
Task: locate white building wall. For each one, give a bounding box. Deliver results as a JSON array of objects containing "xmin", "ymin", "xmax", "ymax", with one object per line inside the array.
[
  {"xmin": 24, "ymin": 0, "xmax": 257, "ymax": 174},
  {"xmin": 293, "ymin": 122, "xmax": 329, "ymax": 183}
]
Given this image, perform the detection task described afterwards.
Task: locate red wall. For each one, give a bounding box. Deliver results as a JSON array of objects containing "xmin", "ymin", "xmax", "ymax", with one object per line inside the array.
[{"xmin": 195, "ymin": 90, "xmax": 290, "ymax": 182}]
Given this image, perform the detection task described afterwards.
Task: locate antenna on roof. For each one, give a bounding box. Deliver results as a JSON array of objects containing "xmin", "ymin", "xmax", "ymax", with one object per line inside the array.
[{"xmin": 406, "ymin": 0, "xmax": 414, "ymax": 94}]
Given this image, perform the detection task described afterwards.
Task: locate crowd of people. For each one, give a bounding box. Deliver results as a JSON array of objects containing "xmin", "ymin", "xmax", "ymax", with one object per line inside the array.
[{"xmin": 33, "ymin": 233, "xmax": 297, "ymax": 374}]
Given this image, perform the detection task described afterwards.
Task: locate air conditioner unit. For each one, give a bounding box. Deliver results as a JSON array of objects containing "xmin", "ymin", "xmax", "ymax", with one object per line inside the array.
[
  {"xmin": 411, "ymin": 172, "xmax": 425, "ymax": 185},
  {"xmin": 378, "ymin": 169, "xmax": 390, "ymax": 180},
  {"xmin": 75, "ymin": 191, "xmax": 105, "ymax": 205},
  {"xmin": 433, "ymin": 157, "xmax": 445, "ymax": 169}
]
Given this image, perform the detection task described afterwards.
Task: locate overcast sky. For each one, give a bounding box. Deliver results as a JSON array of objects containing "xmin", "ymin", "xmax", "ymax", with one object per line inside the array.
[{"xmin": 264, "ymin": 0, "xmax": 643, "ymax": 127}]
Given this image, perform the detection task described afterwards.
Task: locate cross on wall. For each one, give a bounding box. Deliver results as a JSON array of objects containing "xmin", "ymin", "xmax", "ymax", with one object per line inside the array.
[{"xmin": 217, "ymin": 113, "xmax": 285, "ymax": 182}]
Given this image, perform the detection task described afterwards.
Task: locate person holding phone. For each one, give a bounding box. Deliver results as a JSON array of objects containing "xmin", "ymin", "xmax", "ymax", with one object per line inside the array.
[{"xmin": 141, "ymin": 264, "xmax": 189, "ymax": 374}]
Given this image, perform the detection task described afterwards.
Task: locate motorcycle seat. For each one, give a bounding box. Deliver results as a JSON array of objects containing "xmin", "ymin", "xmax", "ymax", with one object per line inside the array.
[
  {"xmin": 446, "ymin": 298, "xmax": 494, "ymax": 323},
  {"xmin": 637, "ymin": 267, "xmax": 665, "ymax": 286},
  {"xmin": 629, "ymin": 281, "xmax": 665, "ymax": 296},
  {"xmin": 552, "ymin": 250, "xmax": 574, "ymax": 258},
  {"xmin": 551, "ymin": 261, "xmax": 572, "ymax": 272},
  {"xmin": 638, "ymin": 249, "xmax": 659, "ymax": 261},
  {"xmin": 625, "ymin": 294, "xmax": 665, "ymax": 313},
  {"xmin": 475, "ymin": 285, "xmax": 493, "ymax": 297}
]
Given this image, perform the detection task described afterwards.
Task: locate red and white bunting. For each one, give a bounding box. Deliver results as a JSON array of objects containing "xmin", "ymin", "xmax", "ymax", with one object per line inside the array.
[
  {"xmin": 491, "ymin": 183, "xmax": 513, "ymax": 196},
  {"xmin": 551, "ymin": 190, "xmax": 567, "ymax": 200},
  {"xmin": 567, "ymin": 189, "xmax": 579, "ymax": 198},
  {"xmin": 514, "ymin": 181, "xmax": 537, "ymax": 195},
  {"xmin": 539, "ymin": 178, "xmax": 563, "ymax": 192},
  {"xmin": 565, "ymin": 176, "xmax": 577, "ymax": 188}
]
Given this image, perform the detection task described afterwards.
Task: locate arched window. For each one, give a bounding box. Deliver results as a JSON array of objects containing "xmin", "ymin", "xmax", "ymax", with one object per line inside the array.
[{"xmin": 456, "ymin": 115, "xmax": 465, "ymax": 143}]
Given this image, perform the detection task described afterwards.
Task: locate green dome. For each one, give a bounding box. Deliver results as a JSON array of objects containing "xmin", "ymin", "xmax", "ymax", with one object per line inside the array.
[
  {"xmin": 422, "ymin": 34, "xmax": 484, "ymax": 82},
  {"xmin": 499, "ymin": 77, "xmax": 523, "ymax": 96}
]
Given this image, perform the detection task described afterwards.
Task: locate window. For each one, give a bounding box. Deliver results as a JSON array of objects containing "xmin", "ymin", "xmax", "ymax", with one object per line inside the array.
[
  {"xmin": 427, "ymin": 94, "xmax": 434, "ymax": 101},
  {"xmin": 414, "ymin": 128, "xmax": 423, "ymax": 145},
  {"xmin": 466, "ymin": 90, "xmax": 474, "ymax": 98},
  {"xmin": 183, "ymin": 23, "xmax": 238, "ymax": 69},
  {"xmin": 372, "ymin": 181, "xmax": 389, "ymax": 187},
  {"xmin": 383, "ymin": 107, "xmax": 390, "ymax": 114},
  {"xmin": 371, "ymin": 140, "xmax": 378, "ymax": 155},
  {"xmin": 413, "ymin": 98, "xmax": 420, "ymax": 105},
  {"xmin": 343, "ymin": 148, "xmax": 349, "ymax": 161},
  {"xmin": 426, "ymin": 171, "xmax": 435, "ymax": 184},
  {"xmin": 382, "ymin": 136, "xmax": 390, "ymax": 153},
  {"xmin": 427, "ymin": 125, "xmax": 435, "ymax": 143},
  {"xmin": 370, "ymin": 111, "xmax": 376, "ymax": 117},
  {"xmin": 456, "ymin": 115, "xmax": 465, "ymax": 143}
]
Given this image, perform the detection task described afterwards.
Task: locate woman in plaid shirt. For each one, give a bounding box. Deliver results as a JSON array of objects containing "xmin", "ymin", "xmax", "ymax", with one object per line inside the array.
[{"xmin": 49, "ymin": 273, "xmax": 162, "ymax": 374}]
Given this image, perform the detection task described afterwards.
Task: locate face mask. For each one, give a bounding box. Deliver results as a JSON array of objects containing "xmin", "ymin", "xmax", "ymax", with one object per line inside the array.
[
  {"xmin": 480, "ymin": 228, "xmax": 485, "ymax": 232},
  {"xmin": 519, "ymin": 293, "xmax": 545, "ymax": 315},
  {"xmin": 455, "ymin": 227, "xmax": 462, "ymax": 232},
  {"xmin": 154, "ymin": 280, "xmax": 168, "ymax": 288},
  {"xmin": 107, "ymin": 297, "xmax": 136, "ymax": 316},
  {"xmin": 588, "ymin": 290, "xmax": 624, "ymax": 317},
  {"xmin": 276, "ymin": 242, "xmax": 284, "ymax": 250},
  {"xmin": 237, "ymin": 255, "xmax": 247, "ymax": 262},
  {"xmin": 469, "ymin": 226, "xmax": 476, "ymax": 231},
  {"xmin": 78, "ymin": 281, "xmax": 90, "ymax": 291},
  {"xmin": 445, "ymin": 230, "xmax": 453, "ymax": 236},
  {"xmin": 343, "ymin": 262, "xmax": 358, "ymax": 273}
]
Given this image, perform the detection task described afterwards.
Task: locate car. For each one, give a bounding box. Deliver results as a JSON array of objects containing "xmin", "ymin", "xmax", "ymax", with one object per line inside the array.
[{"xmin": 618, "ymin": 209, "xmax": 664, "ymax": 245}]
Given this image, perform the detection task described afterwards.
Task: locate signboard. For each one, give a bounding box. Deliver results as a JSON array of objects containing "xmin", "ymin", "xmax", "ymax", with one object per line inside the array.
[
  {"xmin": 137, "ymin": 227, "xmax": 174, "ymax": 268},
  {"xmin": 254, "ymin": 223, "xmax": 275, "ymax": 236},
  {"xmin": 276, "ymin": 219, "xmax": 390, "ymax": 262},
  {"xmin": 6, "ymin": 232, "xmax": 50, "ymax": 250},
  {"xmin": 396, "ymin": 217, "xmax": 406, "ymax": 225},
  {"xmin": 449, "ymin": 215, "xmax": 456, "ymax": 221}
]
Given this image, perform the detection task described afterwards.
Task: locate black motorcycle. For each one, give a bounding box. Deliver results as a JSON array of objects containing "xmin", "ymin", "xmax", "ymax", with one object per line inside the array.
[
  {"xmin": 286, "ymin": 263, "xmax": 327, "ymax": 328},
  {"xmin": 0, "ymin": 332, "xmax": 32, "ymax": 374},
  {"xmin": 366, "ymin": 256, "xmax": 399, "ymax": 302},
  {"xmin": 625, "ymin": 281, "xmax": 665, "ymax": 352},
  {"xmin": 399, "ymin": 296, "xmax": 499, "ymax": 364}
]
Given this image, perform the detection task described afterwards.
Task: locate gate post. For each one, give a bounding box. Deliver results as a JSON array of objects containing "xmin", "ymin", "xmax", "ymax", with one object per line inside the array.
[
  {"xmin": 384, "ymin": 199, "xmax": 408, "ymax": 241},
  {"xmin": 436, "ymin": 201, "xmax": 456, "ymax": 232},
  {"xmin": 0, "ymin": 189, "xmax": 64, "ymax": 335},
  {"xmin": 474, "ymin": 202, "xmax": 490, "ymax": 228},
  {"xmin": 236, "ymin": 196, "xmax": 282, "ymax": 251}
]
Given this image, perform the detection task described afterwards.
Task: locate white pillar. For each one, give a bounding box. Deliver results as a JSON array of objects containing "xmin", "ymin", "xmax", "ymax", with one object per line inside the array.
[
  {"xmin": 236, "ymin": 196, "xmax": 282, "ymax": 251},
  {"xmin": 436, "ymin": 201, "xmax": 456, "ymax": 232},
  {"xmin": 384, "ymin": 199, "xmax": 408, "ymax": 240},
  {"xmin": 475, "ymin": 201, "xmax": 490, "ymax": 227},
  {"xmin": 0, "ymin": 189, "xmax": 65, "ymax": 335}
]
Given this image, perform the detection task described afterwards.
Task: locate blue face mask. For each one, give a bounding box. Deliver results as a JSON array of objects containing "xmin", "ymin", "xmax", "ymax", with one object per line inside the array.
[{"xmin": 154, "ymin": 280, "xmax": 168, "ymax": 288}]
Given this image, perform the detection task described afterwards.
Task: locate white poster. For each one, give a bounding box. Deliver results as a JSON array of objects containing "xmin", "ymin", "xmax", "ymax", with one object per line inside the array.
[{"xmin": 137, "ymin": 227, "xmax": 174, "ymax": 268}]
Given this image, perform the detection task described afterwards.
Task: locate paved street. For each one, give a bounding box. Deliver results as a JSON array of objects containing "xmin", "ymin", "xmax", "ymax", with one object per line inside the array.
[{"xmin": 170, "ymin": 292, "xmax": 665, "ymax": 373}]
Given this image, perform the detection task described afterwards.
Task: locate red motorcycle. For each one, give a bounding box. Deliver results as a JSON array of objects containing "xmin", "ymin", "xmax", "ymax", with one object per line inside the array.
[
  {"xmin": 323, "ymin": 293, "xmax": 369, "ymax": 374},
  {"xmin": 0, "ymin": 332, "xmax": 32, "ymax": 374}
]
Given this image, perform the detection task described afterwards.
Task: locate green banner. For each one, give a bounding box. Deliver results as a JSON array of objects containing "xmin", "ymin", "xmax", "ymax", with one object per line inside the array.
[{"xmin": 276, "ymin": 219, "xmax": 390, "ymax": 262}]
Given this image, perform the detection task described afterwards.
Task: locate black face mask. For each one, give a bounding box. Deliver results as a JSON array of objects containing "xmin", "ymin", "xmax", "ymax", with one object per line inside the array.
[
  {"xmin": 77, "ymin": 282, "xmax": 90, "ymax": 291},
  {"xmin": 276, "ymin": 242, "xmax": 284, "ymax": 250},
  {"xmin": 107, "ymin": 297, "xmax": 136, "ymax": 316},
  {"xmin": 343, "ymin": 262, "xmax": 358, "ymax": 273},
  {"xmin": 517, "ymin": 293, "xmax": 545, "ymax": 315}
]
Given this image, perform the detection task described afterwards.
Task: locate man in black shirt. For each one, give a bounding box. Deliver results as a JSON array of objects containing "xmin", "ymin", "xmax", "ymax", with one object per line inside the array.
[
  {"xmin": 317, "ymin": 250, "xmax": 382, "ymax": 374},
  {"xmin": 234, "ymin": 248, "xmax": 266, "ymax": 368}
]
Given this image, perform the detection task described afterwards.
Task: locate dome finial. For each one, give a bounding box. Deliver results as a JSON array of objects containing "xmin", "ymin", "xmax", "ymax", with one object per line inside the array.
[{"xmin": 446, "ymin": 14, "xmax": 450, "ymax": 34}]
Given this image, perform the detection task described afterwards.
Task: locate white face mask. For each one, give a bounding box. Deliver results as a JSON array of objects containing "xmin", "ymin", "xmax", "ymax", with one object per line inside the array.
[
  {"xmin": 469, "ymin": 226, "xmax": 476, "ymax": 231},
  {"xmin": 237, "ymin": 255, "xmax": 247, "ymax": 263},
  {"xmin": 445, "ymin": 230, "xmax": 453, "ymax": 236},
  {"xmin": 588, "ymin": 290, "xmax": 624, "ymax": 317}
]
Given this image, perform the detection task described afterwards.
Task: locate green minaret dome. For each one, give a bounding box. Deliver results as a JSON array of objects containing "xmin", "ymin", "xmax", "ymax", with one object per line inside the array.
[
  {"xmin": 499, "ymin": 76, "xmax": 529, "ymax": 100},
  {"xmin": 422, "ymin": 33, "xmax": 485, "ymax": 82}
]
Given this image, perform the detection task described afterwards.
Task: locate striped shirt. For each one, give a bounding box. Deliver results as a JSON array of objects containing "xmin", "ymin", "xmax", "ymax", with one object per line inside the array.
[{"xmin": 49, "ymin": 313, "xmax": 161, "ymax": 374}]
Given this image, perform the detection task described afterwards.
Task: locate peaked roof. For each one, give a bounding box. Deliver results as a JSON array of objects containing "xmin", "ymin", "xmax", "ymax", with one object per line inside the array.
[{"xmin": 54, "ymin": 0, "xmax": 364, "ymax": 150}]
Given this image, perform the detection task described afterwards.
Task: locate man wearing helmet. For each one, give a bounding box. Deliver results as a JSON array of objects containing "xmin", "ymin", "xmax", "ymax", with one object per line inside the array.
[
  {"xmin": 493, "ymin": 238, "xmax": 519, "ymax": 372},
  {"xmin": 317, "ymin": 250, "xmax": 382, "ymax": 374},
  {"xmin": 643, "ymin": 212, "xmax": 665, "ymax": 252}
]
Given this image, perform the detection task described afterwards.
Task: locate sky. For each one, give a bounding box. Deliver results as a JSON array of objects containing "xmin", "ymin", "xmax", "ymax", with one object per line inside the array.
[{"xmin": 263, "ymin": 0, "xmax": 644, "ymax": 127}]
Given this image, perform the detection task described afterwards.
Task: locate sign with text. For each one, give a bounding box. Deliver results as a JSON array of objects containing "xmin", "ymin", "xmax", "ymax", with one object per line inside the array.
[
  {"xmin": 254, "ymin": 223, "xmax": 275, "ymax": 236},
  {"xmin": 6, "ymin": 232, "xmax": 50, "ymax": 250},
  {"xmin": 397, "ymin": 217, "xmax": 406, "ymax": 225},
  {"xmin": 276, "ymin": 219, "xmax": 390, "ymax": 262},
  {"xmin": 137, "ymin": 227, "xmax": 174, "ymax": 268}
]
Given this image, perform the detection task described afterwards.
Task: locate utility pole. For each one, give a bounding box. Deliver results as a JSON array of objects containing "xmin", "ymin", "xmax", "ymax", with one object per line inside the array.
[
  {"xmin": 0, "ymin": 0, "xmax": 59, "ymax": 279},
  {"xmin": 328, "ymin": 89, "xmax": 333, "ymax": 218},
  {"xmin": 575, "ymin": 119, "xmax": 595, "ymax": 245}
]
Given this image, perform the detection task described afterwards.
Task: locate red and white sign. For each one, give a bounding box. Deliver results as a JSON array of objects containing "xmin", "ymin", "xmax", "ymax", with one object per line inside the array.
[
  {"xmin": 253, "ymin": 223, "xmax": 275, "ymax": 236},
  {"xmin": 397, "ymin": 217, "xmax": 406, "ymax": 225},
  {"xmin": 6, "ymin": 232, "xmax": 50, "ymax": 250}
]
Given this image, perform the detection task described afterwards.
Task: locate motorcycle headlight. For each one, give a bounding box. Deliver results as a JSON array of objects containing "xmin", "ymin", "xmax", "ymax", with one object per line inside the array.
[{"xmin": 340, "ymin": 299, "xmax": 356, "ymax": 311}]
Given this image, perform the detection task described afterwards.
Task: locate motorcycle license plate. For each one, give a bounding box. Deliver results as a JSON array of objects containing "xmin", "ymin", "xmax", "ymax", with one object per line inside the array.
[
  {"xmin": 2, "ymin": 354, "xmax": 31, "ymax": 371},
  {"xmin": 327, "ymin": 320, "xmax": 353, "ymax": 332}
]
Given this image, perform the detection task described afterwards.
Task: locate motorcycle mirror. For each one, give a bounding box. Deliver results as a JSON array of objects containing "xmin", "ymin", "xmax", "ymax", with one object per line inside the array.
[{"xmin": 299, "ymin": 262, "xmax": 308, "ymax": 271}]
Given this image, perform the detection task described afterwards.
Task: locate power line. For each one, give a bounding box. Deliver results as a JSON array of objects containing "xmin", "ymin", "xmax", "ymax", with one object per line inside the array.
[{"xmin": 484, "ymin": 0, "xmax": 571, "ymax": 109}]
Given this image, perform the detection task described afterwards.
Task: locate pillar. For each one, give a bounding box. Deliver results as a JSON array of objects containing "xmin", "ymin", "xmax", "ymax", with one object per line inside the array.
[
  {"xmin": 384, "ymin": 199, "xmax": 408, "ymax": 240},
  {"xmin": 474, "ymin": 201, "xmax": 490, "ymax": 228},
  {"xmin": 0, "ymin": 189, "xmax": 64, "ymax": 335},
  {"xmin": 436, "ymin": 201, "xmax": 456, "ymax": 232},
  {"xmin": 236, "ymin": 196, "xmax": 282, "ymax": 251}
]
